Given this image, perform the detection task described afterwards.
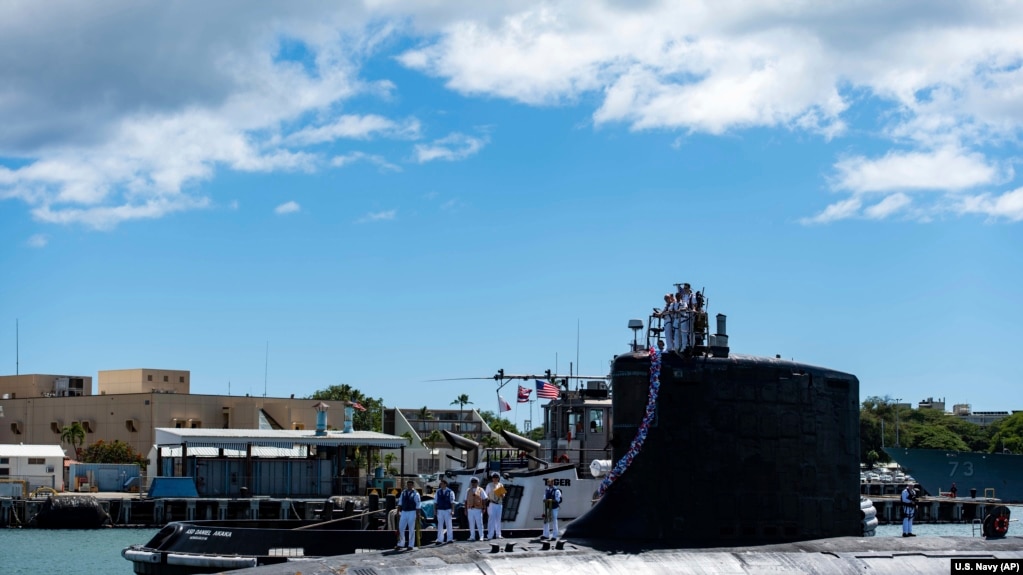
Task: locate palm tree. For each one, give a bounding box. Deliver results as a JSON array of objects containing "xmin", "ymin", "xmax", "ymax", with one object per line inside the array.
[
  {"xmin": 60, "ymin": 422, "xmax": 86, "ymax": 459},
  {"xmin": 450, "ymin": 394, "xmax": 473, "ymax": 432},
  {"xmin": 424, "ymin": 429, "xmax": 445, "ymax": 474},
  {"xmin": 417, "ymin": 406, "xmax": 433, "ymax": 421},
  {"xmin": 479, "ymin": 433, "xmax": 499, "ymax": 449},
  {"xmin": 383, "ymin": 452, "xmax": 398, "ymax": 475}
]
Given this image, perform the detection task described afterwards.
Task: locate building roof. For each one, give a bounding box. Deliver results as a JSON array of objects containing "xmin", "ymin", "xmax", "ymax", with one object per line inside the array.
[
  {"xmin": 154, "ymin": 428, "xmax": 409, "ymax": 449},
  {"xmin": 0, "ymin": 444, "xmax": 66, "ymax": 458}
]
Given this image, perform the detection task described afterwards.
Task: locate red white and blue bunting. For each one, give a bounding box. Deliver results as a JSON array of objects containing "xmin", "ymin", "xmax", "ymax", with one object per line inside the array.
[{"xmin": 597, "ymin": 347, "xmax": 661, "ymax": 497}]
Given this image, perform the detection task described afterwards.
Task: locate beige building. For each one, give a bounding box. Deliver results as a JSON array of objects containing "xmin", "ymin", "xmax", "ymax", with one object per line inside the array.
[
  {"xmin": 98, "ymin": 368, "xmax": 190, "ymax": 395},
  {"xmin": 0, "ymin": 371, "xmax": 336, "ymax": 461},
  {"xmin": 0, "ymin": 374, "xmax": 92, "ymax": 399}
]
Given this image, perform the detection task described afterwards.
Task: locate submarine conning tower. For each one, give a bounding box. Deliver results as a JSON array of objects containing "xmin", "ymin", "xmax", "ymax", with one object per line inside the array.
[{"xmin": 565, "ymin": 311, "xmax": 861, "ymax": 546}]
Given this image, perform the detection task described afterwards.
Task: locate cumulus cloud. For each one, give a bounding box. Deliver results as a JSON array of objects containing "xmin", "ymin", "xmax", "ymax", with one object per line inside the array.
[
  {"xmin": 287, "ymin": 115, "xmax": 421, "ymax": 146},
  {"xmin": 275, "ymin": 201, "xmax": 301, "ymax": 214},
  {"xmin": 330, "ymin": 151, "xmax": 401, "ymax": 172},
  {"xmin": 413, "ymin": 132, "xmax": 488, "ymax": 163},
  {"xmin": 957, "ymin": 188, "xmax": 1023, "ymax": 222},
  {"xmin": 804, "ymin": 147, "xmax": 1016, "ymax": 223},
  {"xmin": 356, "ymin": 209, "xmax": 396, "ymax": 223},
  {"xmin": 832, "ymin": 148, "xmax": 1005, "ymax": 194},
  {"xmin": 2, "ymin": 1, "xmax": 1023, "ymax": 227},
  {"xmin": 0, "ymin": 2, "xmax": 398, "ymax": 229}
]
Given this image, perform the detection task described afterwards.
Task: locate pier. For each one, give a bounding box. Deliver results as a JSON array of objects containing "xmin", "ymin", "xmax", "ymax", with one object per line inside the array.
[{"xmin": 867, "ymin": 495, "xmax": 1004, "ymax": 524}]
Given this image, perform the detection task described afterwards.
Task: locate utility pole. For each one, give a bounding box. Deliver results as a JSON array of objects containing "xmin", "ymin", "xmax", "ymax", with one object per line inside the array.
[{"xmin": 895, "ymin": 398, "xmax": 901, "ymax": 447}]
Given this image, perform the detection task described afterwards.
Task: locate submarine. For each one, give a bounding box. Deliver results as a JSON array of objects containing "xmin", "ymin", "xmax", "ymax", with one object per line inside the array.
[{"xmin": 219, "ymin": 294, "xmax": 1023, "ymax": 574}]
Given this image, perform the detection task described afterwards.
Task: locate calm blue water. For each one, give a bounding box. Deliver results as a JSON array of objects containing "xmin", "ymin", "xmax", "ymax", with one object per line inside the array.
[
  {"xmin": 1, "ymin": 511, "xmax": 1019, "ymax": 574},
  {"xmin": 0, "ymin": 528, "xmax": 159, "ymax": 575}
]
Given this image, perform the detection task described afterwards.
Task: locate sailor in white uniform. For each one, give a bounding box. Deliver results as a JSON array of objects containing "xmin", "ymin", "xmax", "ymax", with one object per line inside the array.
[
  {"xmin": 655, "ymin": 294, "xmax": 677, "ymax": 351},
  {"xmin": 675, "ymin": 283, "xmax": 696, "ymax": 351},
  {"xmin": 396, "ymin": 480, "xmax": 421, "ymax": 550}
]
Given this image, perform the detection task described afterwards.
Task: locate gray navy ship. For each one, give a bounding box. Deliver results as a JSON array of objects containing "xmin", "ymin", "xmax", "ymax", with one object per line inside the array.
[{"xmin": 884, "ymin": 446, "xmax": 1023, "ymax": 503}]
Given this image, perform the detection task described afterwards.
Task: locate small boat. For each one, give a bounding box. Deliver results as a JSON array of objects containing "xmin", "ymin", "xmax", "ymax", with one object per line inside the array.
[
  {"xmin": 122, "ymin": 510, "xmax": 545, "ymax": 574},
  {"xmin": 440, "ymin": 427, "xmax": 603, "ymax": 531},
  {"xmin": 122, "ymin": 513, "xmax": 392, "ymax": 575}
]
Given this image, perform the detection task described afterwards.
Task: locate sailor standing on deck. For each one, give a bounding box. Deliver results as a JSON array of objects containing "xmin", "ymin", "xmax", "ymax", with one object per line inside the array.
[
  {"xmin": 396, "ymin": 480, "xmax": 422, "ymax": 550},
  {"xmin": 434, "ymin": 478, "xmax": 455, "ymax": 544},
  {"xmin": 901, "ymin": 483, "xmax": 918, "ymax": 537},
  {"xmin": 465, "ymin": 477, "xmax": 486, "ymax": 541},
  {"xmin": 675, "ymin": 283, "xmax": 696, "ymax": 351},
  {"xmin": 485, "ymin": 472, "xmax": 505, "ymax": 540},
  {"xmin": 541, "ymin": 478, "xmax": 562, "ymax": 541},
  {"xmin": 655, "ymin": 294, "xmax": 677, "ymax": 351}
]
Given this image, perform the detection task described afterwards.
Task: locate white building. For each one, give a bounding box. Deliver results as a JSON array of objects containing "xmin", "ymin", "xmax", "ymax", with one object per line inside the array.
[{"xmin": 0, "ymin": 444, "xmax": 66, "ymax": 493}]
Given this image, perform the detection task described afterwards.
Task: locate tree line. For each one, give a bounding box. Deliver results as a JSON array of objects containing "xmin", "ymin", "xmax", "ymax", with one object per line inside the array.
[{"xmin": 860, "ymin": 395, "xmax": 1023, "ymax": 465}]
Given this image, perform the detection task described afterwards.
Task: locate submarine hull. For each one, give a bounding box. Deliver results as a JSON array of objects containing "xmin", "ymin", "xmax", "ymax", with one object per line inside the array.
[{"xmin": 566, "ymin": 350, "xmax": 861, "ymax": 545}]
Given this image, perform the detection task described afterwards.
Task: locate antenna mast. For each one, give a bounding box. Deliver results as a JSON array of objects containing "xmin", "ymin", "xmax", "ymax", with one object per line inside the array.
[{"xmin": 263, "ymin": 340, "xmax": 269, "ymax": 398}]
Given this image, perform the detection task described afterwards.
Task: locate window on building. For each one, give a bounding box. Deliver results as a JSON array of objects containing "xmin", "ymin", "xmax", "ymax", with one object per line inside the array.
[
  {"xmin": 28, "ymin": 458, "xmax": 45, "ymax": 465},
  {"xmin": 179, "ymin": 376, "xmax": 184, "ymax": 383},
  {"xmin": 416, "ymin": 458, "xmax": 440, "ymax": 474},
  {"xmin": 0, "ymin": 469, "xmax": 9, "ymax": 477},
  {"xmin": 163, "ymin": 375, "xmax": 169, "ymax": 382},
  {"xmin": 0, "ymin": 458, "xmax": 8, "ymax": 464},
  {"xmin": 148, "ymin": 374, "xmax": 153, "ymax": 381}
]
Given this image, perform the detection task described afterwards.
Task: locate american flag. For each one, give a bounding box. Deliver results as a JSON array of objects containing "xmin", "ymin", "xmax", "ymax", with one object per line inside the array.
[
  {"xmin": 351, "ymin": 401, "xmax": 367, "ymax": 412},
  {"xmin": 517, "ymin": 385, "xmax": 532, "ymax": 403},
  {"xmin": 535, "ymin": 379, "xmax": 560, "ymax": 399}
]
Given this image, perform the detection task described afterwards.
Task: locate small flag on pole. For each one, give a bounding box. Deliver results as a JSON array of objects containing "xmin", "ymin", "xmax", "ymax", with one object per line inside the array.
[
  {"xmin": 499, "ymin": 395, "xmax": 512, "ymax": 412},
  {"xmin": 536, "ymin": 380, "xmax": 560, "ymax": 399},
  {"xmin": 517, "ymin": 385, "xmax": 532, "ymax": 403},
  {"xmin": 351, "ymin": 401, "xmax": 367, "ymax": 412}
]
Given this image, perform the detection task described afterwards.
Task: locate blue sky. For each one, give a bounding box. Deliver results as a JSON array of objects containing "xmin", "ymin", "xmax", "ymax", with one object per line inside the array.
[{"xmin": 2, "ymin": 2, "xmax": 1021, "ymax": 431}]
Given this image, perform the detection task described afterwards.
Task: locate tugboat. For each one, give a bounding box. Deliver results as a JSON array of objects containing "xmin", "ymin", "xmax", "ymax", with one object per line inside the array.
[{"xmin": 435, "ymin": 366, "xmax": 613, "ymax": 533}]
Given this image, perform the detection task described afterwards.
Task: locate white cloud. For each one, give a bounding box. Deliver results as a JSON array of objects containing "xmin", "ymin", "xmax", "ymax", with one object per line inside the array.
[
  {"xmin": 800, "ymin": 197, "xmax": 862, "ymax": 225},
  {"xmin": 287, "ymin": 115, "xmax": 421, "ymax": 146},
  {"xmin": 330, "ymin": 151, "xmax": 401, "ymax": 172},
  {"xmin": 0, "ymin": 3, "xmax": 387, "ymax": 229},
  {"xmin": 3, "ymin": 2, "xmax": 1023, "ymax": 227},
  {"xmin": 832, "ymin": 148, "xmax": 1005, "ymax": 194},
  {"xmin": 26, "ymin": 234, "xmax": 48, "ymax": 248},
  {"xmin": 356, "ymin": 209, "xmax": 396, "ymax": 223},
  {"xmin": 413, "ymin": 132, "xmax": 487, "ymax": 163},
  {"xmin": 863, "ymin": 193, "xmax": 912, "ymax": 220},
  {"xmin": 957, "ymin": 187, "xmax": 1023, "ymax": 222},
  {"xmin": 275, "ymin": 201, "xmax": 301, "ymax": 214}
]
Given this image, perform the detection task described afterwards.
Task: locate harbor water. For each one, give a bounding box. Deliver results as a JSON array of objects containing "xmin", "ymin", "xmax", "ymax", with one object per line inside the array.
[
  {"xmin": 0, "ymin": 507, "xmax": 1019, "ymax": 575},
  {"xmin": 0, "ymin": 528, "xmax": 159, "ymax": 574}
]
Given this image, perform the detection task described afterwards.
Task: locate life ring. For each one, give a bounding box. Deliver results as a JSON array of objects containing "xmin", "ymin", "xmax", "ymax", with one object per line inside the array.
[
  {"xmin": 555, "ymin": 454, "xmax": 570, "ymax": 464},
  {"xmin": 994, "ymin": 515, "xmax": 1010, "ymax": 536},
  {"xmin": 983, "ymin": 505, "xmax": 1011, "ymax": 538}
]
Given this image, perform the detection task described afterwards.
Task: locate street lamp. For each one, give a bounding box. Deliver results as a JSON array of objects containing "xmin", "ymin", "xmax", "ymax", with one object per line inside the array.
[{"xmin": 894, "ymin": 398, "xmax": 901, "ymax": 447}]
